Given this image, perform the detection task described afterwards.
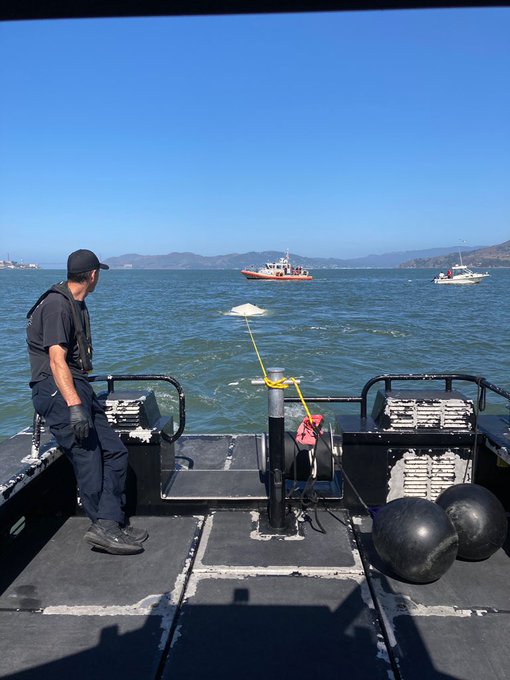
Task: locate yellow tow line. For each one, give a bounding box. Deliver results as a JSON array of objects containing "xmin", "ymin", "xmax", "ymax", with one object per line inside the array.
[{"xmin": 243, "ymin": 314, "xmax": 314, "ymax": 424}]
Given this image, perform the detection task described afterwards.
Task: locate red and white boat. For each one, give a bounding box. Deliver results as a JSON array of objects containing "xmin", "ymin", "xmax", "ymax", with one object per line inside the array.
[{"xmin": 241, "ymin": 252, "xmax": 312, "ymax": 281}]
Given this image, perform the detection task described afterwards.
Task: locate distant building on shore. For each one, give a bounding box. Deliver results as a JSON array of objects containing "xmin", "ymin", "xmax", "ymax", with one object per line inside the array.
[{"xmin": 0, "ymin": 259, "xmax": 40, "ymax": 270}]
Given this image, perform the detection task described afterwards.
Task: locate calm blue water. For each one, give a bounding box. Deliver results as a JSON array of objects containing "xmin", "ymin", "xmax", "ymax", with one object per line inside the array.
[{"xmin": 1, "ymin": 268, "xmax": 509, "ymax": 440}]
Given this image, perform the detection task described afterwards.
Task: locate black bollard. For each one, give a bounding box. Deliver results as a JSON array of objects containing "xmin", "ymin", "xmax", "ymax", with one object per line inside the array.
[{"xmin": 267, "ymin": 368, "xmax": 287, "ymax": 531}]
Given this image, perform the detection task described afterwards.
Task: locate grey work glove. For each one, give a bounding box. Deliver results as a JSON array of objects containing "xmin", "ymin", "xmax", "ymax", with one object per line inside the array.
[{"xmin": 69, "ymin": 404, "xmax": 93, "ymax": 442}]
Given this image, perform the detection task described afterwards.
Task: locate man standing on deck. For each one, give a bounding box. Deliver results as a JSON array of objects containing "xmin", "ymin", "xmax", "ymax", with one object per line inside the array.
[{"xmin": 26, "ymin": 249, "xmax": 148, "ymax": 555}]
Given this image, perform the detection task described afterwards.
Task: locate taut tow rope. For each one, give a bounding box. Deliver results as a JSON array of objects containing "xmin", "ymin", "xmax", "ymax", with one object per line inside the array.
[{"xmin": 243, "ymin": 314, "xmax": 314, "ymax": 424}]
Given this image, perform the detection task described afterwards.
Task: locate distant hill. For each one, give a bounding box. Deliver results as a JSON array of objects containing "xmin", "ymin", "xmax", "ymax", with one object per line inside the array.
[
  {"xmin": 400, "ymin": 240, "xmax": 510, "ymax": 269},
  {"xmin": 333, "ymin": 245, "xmax": 484, "ymax": 268},
  {"xmin": 104, "ymin": 245, "xmax": 488, "ymax": 270}
]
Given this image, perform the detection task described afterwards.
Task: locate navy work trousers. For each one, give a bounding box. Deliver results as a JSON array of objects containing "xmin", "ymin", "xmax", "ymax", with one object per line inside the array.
[{"xmin": 32, "ymin": 376, "xmax": 128, "ymax": 524}]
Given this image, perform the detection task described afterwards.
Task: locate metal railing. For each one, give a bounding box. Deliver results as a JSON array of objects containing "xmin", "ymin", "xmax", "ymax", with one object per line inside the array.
[
  {"xmin": 284, "ymin": 373, "xmax": 510, "ymax": 419},
  {"xmin": 88, "ymin": 374, "xmax": 186, "ymax": 443}
]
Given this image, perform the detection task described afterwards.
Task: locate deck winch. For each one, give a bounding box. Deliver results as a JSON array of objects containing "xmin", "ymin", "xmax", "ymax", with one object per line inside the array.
[
  {"xmin": 258, "ymin": 367, "xmax": 337, "ymax": 531},
  {"xmin": 258, "ymin": 430, "xmax": 334, "ymax": 482}
]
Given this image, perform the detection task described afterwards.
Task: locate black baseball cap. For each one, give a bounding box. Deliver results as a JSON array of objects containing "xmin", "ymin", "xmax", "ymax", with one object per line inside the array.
[{"xmin": 67, "ymin": 249, "xmax": 109, "ymax": 275}]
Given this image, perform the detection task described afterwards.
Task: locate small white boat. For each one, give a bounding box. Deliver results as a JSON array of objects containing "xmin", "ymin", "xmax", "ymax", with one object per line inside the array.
[
  {"xmin": 241, "ymin": 251, "xmax": 312, "ymax": 281},
  {"xmin": 433, "ymin": 252, "xmax": 490, "ymax": 285}
]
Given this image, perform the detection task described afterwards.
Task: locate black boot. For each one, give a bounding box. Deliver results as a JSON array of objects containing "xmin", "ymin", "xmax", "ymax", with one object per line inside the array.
[
  {"xmin": 121, "ymin": 520, "xmax": 149, "ymax": 544},
  {"xmin": 84, "ymin": 519, "xmax": 144, "ymax": 555}
]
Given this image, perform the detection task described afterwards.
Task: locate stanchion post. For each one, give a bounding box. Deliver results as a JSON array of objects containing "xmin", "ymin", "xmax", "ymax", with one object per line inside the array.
[
  {"xmin": 31, "ymin": 412, "xmax": 42, "ymax": 459},
  {"xmin": 267, "ymin": 367, "xmax": 287, "ymax": 530}
]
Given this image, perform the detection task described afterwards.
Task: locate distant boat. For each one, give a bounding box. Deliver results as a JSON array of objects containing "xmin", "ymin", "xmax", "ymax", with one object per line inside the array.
[
  {"xmin": 241, "ymin": 251, "xmax": 312, "ymax": 281},
  {"xmin": 433, "ymin": 251, "xmax": 489, "ymax": 285}
]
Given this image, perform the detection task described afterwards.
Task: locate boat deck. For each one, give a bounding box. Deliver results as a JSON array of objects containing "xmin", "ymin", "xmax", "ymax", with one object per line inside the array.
[
  {"xmin": 1, "ymin": 509, "xmax": 509, "ymax": 679},
  {"xmin": 1, "ymin": 426, "xmax": 509, "ymax": 679}
]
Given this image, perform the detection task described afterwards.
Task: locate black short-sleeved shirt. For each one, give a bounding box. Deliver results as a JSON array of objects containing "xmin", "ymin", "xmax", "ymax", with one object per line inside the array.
[{"xmin": 27, "ymin": 290, "xmax": 89, "ymax": 386}]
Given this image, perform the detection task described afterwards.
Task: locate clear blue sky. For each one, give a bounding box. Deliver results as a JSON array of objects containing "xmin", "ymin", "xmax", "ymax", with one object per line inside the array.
[{"xmin": 1, "ymin": 8, "xmax": 509, "ymax": 265}]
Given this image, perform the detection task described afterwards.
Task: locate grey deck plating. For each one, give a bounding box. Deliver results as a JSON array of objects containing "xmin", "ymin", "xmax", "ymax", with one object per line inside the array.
[
  {"xmin": 1, "ymin": 507, "xmax": 509, "ymax": 679},
  {"xmin": 0, "ymin": 515, "xmax": 200, "ymax": 679},
  {"xmin": 165, "ymin": 434, "xmax": 267, "ymax": 500},
  {"xmin": 0, "ymin": 510, "xmax": 392, "ymax": 679}
]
